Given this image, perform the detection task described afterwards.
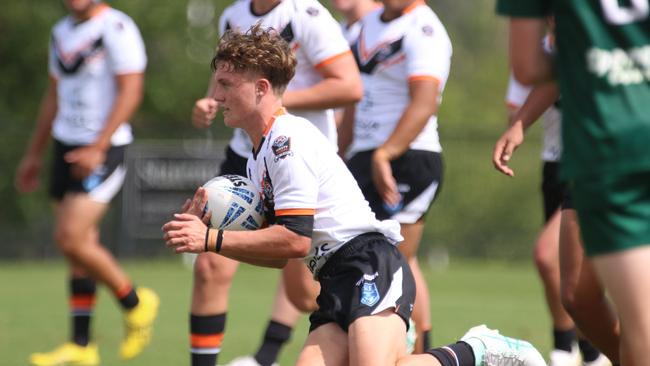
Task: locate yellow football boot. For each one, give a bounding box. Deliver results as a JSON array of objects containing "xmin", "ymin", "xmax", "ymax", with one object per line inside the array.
[
  {"xmin": 29, "ymin": 342, "xmax": 99, "ymax": 366},
  {"xmin": 119, "ymin": 287, "xmax": 160, "ymax": 360}
]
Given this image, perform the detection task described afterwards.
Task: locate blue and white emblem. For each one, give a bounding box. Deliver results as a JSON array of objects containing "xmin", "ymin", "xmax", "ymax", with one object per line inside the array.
[{"xmin": 360, "ymin": 281, "xmax": 380, "ymax": 307}]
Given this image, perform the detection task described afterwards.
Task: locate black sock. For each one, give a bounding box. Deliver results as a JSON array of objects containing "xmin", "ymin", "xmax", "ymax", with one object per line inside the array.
[
  {"xmin": 117, "ymin": 285, "xmax": 139, "ymax": 310},
  {"xmin": 578, "ymin": 338, "xmax": 601, "ymax": 362},
  {"xmin": 253, "ymin": 320, "xmax": 292, "ymax": 366},
  {"xmin": 190, "ymin": 313, "xmax": 226, "ymax": 366},
  {"xmin": 422, "ymin": 329, "xmax": 432, "ymax": 351},
  {"xmin": 70, "ymin": 277, "xmax": 96, "ymax": 346},
  {"xmin": 427, "ymin": 341, "xmax": 475, "ymax": 366},
  {"xmin": 553, "ymin": 327, "xmax": 576, "ymax": 352}
]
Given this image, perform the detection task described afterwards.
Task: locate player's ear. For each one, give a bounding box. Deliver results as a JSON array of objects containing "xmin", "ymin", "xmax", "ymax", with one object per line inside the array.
[{"xmin": 255, "ymin": 78, "xmax": 272, "ymax": 97}]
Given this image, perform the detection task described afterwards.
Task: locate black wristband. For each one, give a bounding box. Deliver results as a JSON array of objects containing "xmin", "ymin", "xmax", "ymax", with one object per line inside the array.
[
  {"xmin": 215, "ymin": 229, "xmax": 224, "ymax": 253},
  {"xmin": 204, "ymin": 227, "xmax": 210, "ymax": 253}
]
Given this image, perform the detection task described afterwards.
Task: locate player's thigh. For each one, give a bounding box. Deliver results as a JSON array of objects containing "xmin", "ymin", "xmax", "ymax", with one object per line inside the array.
[
  {"xmin": 193, "ymin": 252, "xmax": 239, "ymax": 284},
  {"xmin": 296, "ymin": 323, "xmax": 348, "ymax": 366},
  {"xmin": 55, "ymin": 193, "xmax": 109, "ymax": 243},
  {"xmin": 282, "ymin": 258, "xmax": 319, "ymax": 312},
  {"xmin": 398, "ymin": 221, "xmax": 425, "ymax": 259},
  {"xmin": 349, "ymin": 309, "xmax": 407, "ymax": 366},
  {"xmin": 593, "ymin": 246, "xmax": 650, "ymax": 339}
]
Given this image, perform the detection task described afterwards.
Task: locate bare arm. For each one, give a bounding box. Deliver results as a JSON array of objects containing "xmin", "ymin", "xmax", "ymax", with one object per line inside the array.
[
  {"xmin": 510, "ymin": 18, "xmax": 554, "ymax": 85},
  {"xmin": 64, "ymin": 72, "xmax": 144, "ymax": 178},
  {"xmin": 15, "ymin": 76, "xmax": 58, "ymax": 192},
  {"xmin": 283, "ymin": 52, "xmax": 363, "ymax": 110},
  {"xmin": 372, "ymin": 79, "xmax": 440, "ymax": 205},
  {"xmin": 163, "ymin": 213, "xmax": 311, "ymax": 268},
  {"xmin": 493, "ymin": 81, "xmax": 559, "ymax": 176}
]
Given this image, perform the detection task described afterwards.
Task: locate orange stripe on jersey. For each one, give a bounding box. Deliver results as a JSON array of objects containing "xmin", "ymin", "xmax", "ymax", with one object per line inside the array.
[
  {"xmin": 408, "ymin": 75, "xmax": 441, "ymax": 83},
  {"xmin": 262, "ymin": 107, "xmax": 287, "ymax": 136},
  {"xmin": 315, "ymin": 50, "xmax": 352, "ymax": 69},
  {"xmin": 403, "ymin": 0, "xmax": 425, "ymax": 14},
  {"xmin": 190, "ymin": 334, "xmax": 224, "ymax": 348},
  {"xmin": 70, "ymin": 295, "xmax": 96, "ymax": 309},
  {"xmin": 275, "ymin": 208, "xmax": 316, "ymax": 216}
]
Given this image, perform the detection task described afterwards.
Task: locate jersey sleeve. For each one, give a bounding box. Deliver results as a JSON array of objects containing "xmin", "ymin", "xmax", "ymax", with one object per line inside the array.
[
  {"xmin": 103, "ymin": 15, "xmax": 147, "ymax": 74},
  {"xmin": 265, "ymin": 128, "xmax": 318, "ymax": 216},
  {"xmin": 296, "ymin": 2, "xmax": 351, "ymax": 69},
  {"xmin": 402, "ymin": 18, "xmax": 452, "ymax": 91},
  {"xmin": 505, "ymin": 73, "xmax": 532, "ymax": 108},
  {"xmin": 496, "ymin": 0, "xmax": 551, "ymax": 17}
]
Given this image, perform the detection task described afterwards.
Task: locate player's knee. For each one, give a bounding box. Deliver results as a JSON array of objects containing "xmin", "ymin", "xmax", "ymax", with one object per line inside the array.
[
  {"xmin": 288, "ymin": 292, "xmax": 318, "ymax": 312},
  {"xmin": 194, "ymin": 254, "xmax": 236, "ymax": 286},
  {"xmin": 53, "ymin": 225, "xmax": 84, "ymax": 258},
  {"xmin": 533, "ymin": 242, "xmax": 556, "ymax": 279}
]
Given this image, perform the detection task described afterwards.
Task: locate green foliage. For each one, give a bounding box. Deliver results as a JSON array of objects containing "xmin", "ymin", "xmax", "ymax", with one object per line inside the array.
[
  {"xmin": 0, "ymin": 1, "xmax": 549, "ymax": 260},
  {"xmin": 0, "ymin": 259, "xmax": 552, "ymax": 365}
]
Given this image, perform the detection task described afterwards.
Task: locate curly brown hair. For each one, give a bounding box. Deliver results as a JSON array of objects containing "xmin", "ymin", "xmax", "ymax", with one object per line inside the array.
[{"xmin": 211, "ymin": 23, "xmax": 297, "ymax": 94}]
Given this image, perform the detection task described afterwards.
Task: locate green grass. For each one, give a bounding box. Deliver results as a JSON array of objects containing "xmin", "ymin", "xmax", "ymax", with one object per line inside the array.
[{"xmin": 0, "ymin": 258, "xmax": 552, "ymax": 365}]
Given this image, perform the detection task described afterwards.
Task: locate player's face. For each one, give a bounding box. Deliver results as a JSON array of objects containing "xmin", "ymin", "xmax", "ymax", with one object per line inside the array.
[
  {"xmin": 330, "ymin": 0, "xmax": 358, "ymax": 13},
  {"xmin": 211, "ymin": 64, "xmax": 258, "ymax": 128}
]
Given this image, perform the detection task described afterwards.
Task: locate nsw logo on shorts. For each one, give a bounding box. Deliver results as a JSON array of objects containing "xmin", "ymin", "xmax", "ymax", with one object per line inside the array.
[{"xmin": 359, "ymin": 272, "xmax": 381, "ymax": 307}]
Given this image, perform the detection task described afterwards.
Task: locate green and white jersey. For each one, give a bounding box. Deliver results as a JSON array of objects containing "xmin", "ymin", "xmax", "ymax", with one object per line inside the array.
[{"xmin": 497, "ymin": 0, "xmax": 650, "ymax": 180}]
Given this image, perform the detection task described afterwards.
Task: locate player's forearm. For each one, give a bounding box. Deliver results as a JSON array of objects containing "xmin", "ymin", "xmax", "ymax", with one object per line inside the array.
[
  {"xmin": 283, "ymin": 76, "xmax": 362, "ymax": 110},
  {"xmin": 94, "ymin": 73, "xmax": 144, "ymax": 150},
  {"xmin": 379, "ymin": 99, "xmax": 437, "ymax": 160},
  {"xmin": 25, "ymin": 79, "xmax": 58, "ymax": 157},
  {"xmin": 515, "ymin": 81, "xmax": 558, "ymax": 131},
  {"xmin": 212, "ymin": 224, "xmax": 311, "ymax": 260}
]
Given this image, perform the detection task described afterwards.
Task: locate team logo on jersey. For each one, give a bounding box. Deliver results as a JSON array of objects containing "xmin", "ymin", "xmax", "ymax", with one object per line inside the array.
[
  {"xmin": 306, "ymin": 7, "xmax": 319, "ymax": 16},
  {"xmin": 358, "ymin": 272, "xmax": 380, "ymax": 307},
  {"xmin": 52, "ymin": 36, "xmax": 105, "ymax": 75},
  {"xmin": 421, "ymin": 25, "xmax": 434, "ymax": 37},
  {"xmin": 352, "ymin": 30, "xmax": 404, "ymax": 74},
  {"xmin": 271, "ymin": 135, "xmax": 293, "ymax": 162}
]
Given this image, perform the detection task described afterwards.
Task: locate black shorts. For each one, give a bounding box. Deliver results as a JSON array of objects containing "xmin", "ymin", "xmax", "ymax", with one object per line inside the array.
[
  {"xmin": 541, "ymin": 161, "xmax": 568, "ymax": 221},
  {"xmin": 561, "ymin": 186, "xmax": 574, "ymax": 211},
  {"xmin": 309, "ymin": 233, "xmax": 416, "ymax": 333},
  {"xmin": 50, "ymin": 139, "xmax": 126, "ymax": 203},
  {"xmin": 347, "ymin": 150, "xmax": 443, "ymax": 223},
  {"xmin": 219, "ymin": 146, "xmax": 248, "ymax": 176}
]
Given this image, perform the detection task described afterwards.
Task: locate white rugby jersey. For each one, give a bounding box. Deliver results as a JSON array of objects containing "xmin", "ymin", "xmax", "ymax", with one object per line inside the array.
[
  {"xmin": 340, "ymin": 19, "xmax": 363, "ymax": 45},
  {"xmin": 246, "ymin": 109, "xmax": 403, "ymax": 277},
  {"xmin": 505, "ymin": 37, "xmax": 562, "ymax": 162},
  {"xmin": 219, "ymin": 0, "xmax": 351, "ymax": 157},
  {"xmin": 348, "ymin": 2, "xmax": 452, "ymax": 155},
  {"xmin": 48, "ymin": 5, "xmax": 146, "ymax": 146}
]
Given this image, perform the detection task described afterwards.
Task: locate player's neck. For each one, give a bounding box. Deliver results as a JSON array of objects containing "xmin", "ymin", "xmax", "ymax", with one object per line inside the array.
[
  {"xmin": 251, "ymin": 0, "xmax": 282, "ymax": 16},
  {"xmin": 381, "ymin": 0, "xmax": 419, "ymax": 22},
  {"xmin": 71, "ymin": 3, "xmax": 106, "ymax": 22},
  {"xmin": 345, "ymin": 1, "xmax": 380, "ymax": 25},
  {"xmin": 247, "ymin": 100, "xmax": 285, "ymax": 151}
]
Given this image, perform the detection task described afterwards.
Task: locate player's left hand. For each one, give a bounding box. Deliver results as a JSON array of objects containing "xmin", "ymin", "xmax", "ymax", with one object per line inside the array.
[
  {"xmin": 64, "ymin": 145, "xmax": 106, "ymax": 179},
  {"xmin": 371, "ymin": 148, "xmax": 401, "ymax": 207},
  {"xmin": 162, "ymin": 213, "xmax": 209, "ymax": 254},
  {"xmin": 492, "ymin": 120, "xmax": 525, "ymax": 177},
  {"xmin": 181, "ymin": 187, "xmax": 212, "ymax": 226}
]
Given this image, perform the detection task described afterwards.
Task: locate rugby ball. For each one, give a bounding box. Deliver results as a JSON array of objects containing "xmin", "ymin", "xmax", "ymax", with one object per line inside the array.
[{"xmin": 203, "ymin": 175, "xmax": 264, "ymax": 231}]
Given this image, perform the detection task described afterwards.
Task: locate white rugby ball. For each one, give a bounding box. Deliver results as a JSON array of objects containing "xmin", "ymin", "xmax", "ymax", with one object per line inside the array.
[{"xmin": 203, "ymin": 175, "xmax": 264, "ymax": 231}]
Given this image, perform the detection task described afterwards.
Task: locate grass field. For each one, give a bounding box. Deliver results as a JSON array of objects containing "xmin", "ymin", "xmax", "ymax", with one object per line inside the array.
[{"xmin": 0, "ymin": 258, "xmax": 552, "ymax": 365}]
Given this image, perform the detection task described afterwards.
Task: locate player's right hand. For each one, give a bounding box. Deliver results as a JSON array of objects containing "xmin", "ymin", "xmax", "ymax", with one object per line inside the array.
[
  {"xmin": 492, "ymin": 120, "xmax": 525, "ymax": 177},
  {"xmin": 192, "ymin": 98, "xmax": 219, "ymax": 128},
  {"xmin": 15, "ymin": 155, "xmax": 43, "ymax": 193}
]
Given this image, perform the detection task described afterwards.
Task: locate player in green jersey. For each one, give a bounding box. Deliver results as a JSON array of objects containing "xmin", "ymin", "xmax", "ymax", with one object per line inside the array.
[{"xmin": 497, "ymin": 1, "xmax": 650, "ymax": 364}]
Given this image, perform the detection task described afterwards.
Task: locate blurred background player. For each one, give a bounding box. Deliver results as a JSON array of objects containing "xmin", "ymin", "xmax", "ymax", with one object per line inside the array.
[
  {"xmin": 189, "ymin": 1, "xmax": 362, "ymax": 365},
  {"xmin": 14, "ymin": 0, "xmax": 159, "ymax": 365},
  {"xmin": 339, "ymin": 0, "xmax": 450, "ymax": 354},
  {"xmin": 504, "ymin": 31, "xmax": 606, "ymax": 363},
  {"xmin": 329, "ymin": 0, "xmax": 381, "ymax": 44}
]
